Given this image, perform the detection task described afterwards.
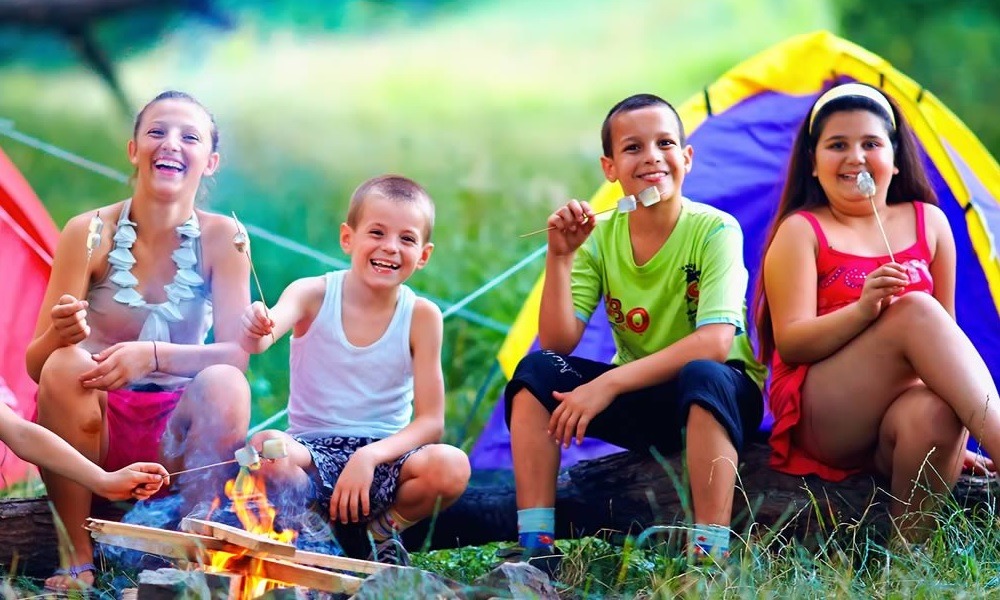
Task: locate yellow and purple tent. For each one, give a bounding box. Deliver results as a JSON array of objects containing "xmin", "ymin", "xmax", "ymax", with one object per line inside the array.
[{"xmin": 470, "ymin": 31, "xmax": 1000, "ymax": 470}]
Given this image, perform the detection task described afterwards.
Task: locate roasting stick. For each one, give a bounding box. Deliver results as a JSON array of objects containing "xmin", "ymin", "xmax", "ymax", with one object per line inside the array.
[
  {"xmin": 856, "ymin": 171, "xmax": 895, "ymax": 262},
  {"xmin": 519, "ymin": 186, "xmax": 661, "ymax": 238},
  {"xmin": 167, "ymin": 440, "xmax": 287, "ymax": 478},
  {"xmin": 231, "ymin": 211, "xmax": 276, "ymax": 343}
]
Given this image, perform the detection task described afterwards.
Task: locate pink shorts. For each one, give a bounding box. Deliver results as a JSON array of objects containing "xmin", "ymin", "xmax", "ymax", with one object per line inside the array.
[{"xmin": 103, "ymin": 387, "xmax": 184, "ymax": 472}]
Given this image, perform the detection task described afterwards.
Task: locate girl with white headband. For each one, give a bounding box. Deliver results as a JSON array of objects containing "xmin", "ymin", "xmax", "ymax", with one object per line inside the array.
[{"xmin": 755, "ymin": 82, "xmax": 999, "ymax": 542}]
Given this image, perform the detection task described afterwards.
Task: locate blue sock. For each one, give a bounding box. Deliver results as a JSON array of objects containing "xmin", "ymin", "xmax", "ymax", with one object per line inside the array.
[
  {"xmin": 517, "ymin": 507, "xmax": 555, "ymax": 549},
  {"xmin": 690, "ymin": 523, "xmax": 730, "ymax": 560}
]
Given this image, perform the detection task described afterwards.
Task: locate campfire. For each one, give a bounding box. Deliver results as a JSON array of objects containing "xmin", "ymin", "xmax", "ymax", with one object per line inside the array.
[{"xmin": 86, "ymin": 470, "xmax": 390, "ymax": 599}]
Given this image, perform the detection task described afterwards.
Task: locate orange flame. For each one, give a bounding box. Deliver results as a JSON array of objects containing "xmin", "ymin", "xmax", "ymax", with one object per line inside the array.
[{"xmin": 205, "ymin": 469, "xmax": 298, "ymax": 599}]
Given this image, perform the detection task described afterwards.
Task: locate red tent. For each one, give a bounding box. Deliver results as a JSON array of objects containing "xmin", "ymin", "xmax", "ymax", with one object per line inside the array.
[{"xmin": 0, "ymin": 145, "xmax": 58, "ymax": 488}]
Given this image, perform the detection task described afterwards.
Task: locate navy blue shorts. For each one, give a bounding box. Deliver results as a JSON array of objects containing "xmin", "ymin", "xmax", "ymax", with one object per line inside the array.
[
  {"xmin": 294, "ymin": 434, "xmax": 421, "ymax": 522},
  {"xmin": 504, "ymin": 351, "xmax": 763, "ymax": 454}
]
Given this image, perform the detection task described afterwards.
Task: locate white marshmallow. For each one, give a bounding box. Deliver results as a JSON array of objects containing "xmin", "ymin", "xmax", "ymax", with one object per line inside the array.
[
  {"xmin": 617, "ymin": 195, "xmax": 637, "ymax": 213},
  {"xmin": 233, "ymin": 231, "xmax": 249, "ymax": 253},
  {"xmin": 856, "ymin": 172, "xmax": 877, "ymax": 196},
  {"xmin": 234, "ymin": 445, "xmax": 261, "ymax": 470},
  {"xmin": 261, "ymin": 438, "xmax": 288, "ymax": 460},
  {"xmin": 637, "ymin": 186, "xmax": 661, "ymax": 207}
]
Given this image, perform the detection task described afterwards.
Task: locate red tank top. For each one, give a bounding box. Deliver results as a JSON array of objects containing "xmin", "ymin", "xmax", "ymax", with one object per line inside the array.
[
  {"xmin": 803, "ymin": 201, "xmax": 934, "ymax": 316},
  {"xmin": 767, "ymin": 201, "xmax": 935, "ymax": 481}
]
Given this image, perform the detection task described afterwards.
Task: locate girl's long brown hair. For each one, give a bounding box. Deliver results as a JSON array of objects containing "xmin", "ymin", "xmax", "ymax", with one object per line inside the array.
[{"xmin": 753, "ymin": 88, "xmax": 937, "ymax": 363}]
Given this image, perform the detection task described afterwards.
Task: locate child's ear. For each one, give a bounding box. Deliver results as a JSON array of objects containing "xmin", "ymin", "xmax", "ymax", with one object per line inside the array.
[
  {"xmin": 415, "ymin": 242, "xmax": 434, "ymax": 270},
  {"xmin": 339, "ymin": 222, "xmax": 353, "ymax": 254},
  {"xmin": 203, "ymin": 152, "xmax": 221, "ymax": 177},
  {"xmin": 683, "ymin": 144, "xmax": 694, "ymax": 173},
  {"xmin": 600, "ymin": 154, "xmax": 617, "ymax": 183}
]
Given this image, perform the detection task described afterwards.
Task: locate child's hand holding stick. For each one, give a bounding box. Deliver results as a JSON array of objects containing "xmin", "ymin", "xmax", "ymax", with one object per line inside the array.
[{"xmin": 519, "ymin": 186, "xmax": 661, "ymax": 238}]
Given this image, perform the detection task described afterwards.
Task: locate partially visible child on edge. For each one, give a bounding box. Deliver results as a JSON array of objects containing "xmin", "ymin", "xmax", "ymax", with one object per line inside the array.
[
  {"xmin": 240, "ymin": 175, "xmax": 471, "ymax": 565},
  {"xmin": 756, "ymin": 82, "xmax": 1000, "ymax": 543},
  {"xmin": 0, "ymin": 403, "xmax": 167, "ymax": 501},
  {"xmin": 500, "ymin": 93, "xmax": 767, "ymax": 575}
]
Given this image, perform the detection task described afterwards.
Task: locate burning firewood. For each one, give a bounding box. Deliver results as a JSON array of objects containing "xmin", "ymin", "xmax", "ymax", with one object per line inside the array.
[
  {"xmin": 181, "ymin": 518, "xmax": 296, "ymax": 558},
  {"xmin": 87, "ymin": 518, "xmax": 366, "ymax": 596},
  {"xmin": 181, "ymin": 517, "xmax": 391, "ymax": 576}
]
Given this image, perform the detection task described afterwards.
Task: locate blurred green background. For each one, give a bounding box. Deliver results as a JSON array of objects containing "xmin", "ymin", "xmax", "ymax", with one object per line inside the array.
[{"xmin": 2, "ymin": 0, "xmax": 997, "ymax": 450}]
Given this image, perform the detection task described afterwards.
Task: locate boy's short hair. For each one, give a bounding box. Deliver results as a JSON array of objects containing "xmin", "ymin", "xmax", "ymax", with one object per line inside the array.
[
  {"xmin": 346, "ymin": 175, "xmax": 436, "ymax": 241},
  {"xmin": 600, "ymin": 93, "xmax": 686, "ymax": 157}
]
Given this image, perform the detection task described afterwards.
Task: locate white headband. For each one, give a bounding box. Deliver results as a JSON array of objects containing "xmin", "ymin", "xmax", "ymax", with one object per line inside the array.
[{"xmin": 808, "ymin": 83, "xmax": 896, "ymax": 134}]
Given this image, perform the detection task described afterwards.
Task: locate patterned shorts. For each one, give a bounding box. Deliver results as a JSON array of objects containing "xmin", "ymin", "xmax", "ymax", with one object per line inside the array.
[{"xmin": 294, "ymin": 435, "xmax": 421, "ymax": 522}]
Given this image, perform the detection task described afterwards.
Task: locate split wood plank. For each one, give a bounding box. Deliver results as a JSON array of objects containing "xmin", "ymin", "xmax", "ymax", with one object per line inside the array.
[
  {"xmin": 252, "ymin": 556, "xmax": 363, "ymax": 595},
  {"xmin": 86, "ymin": 518, "xmax": 231, "ymax": 562},
  {"xmin": 289, "ymin": 548, "xmax": 390, "ymax": 575},
  {"xmin": 181, "ymin": 517, "xmax": 296, "ymax": 557},
  {"xmin": 181, "ymin": 516, "xmax": 388, "ymax": 574},
  {"xmin": 89, "ymin": 519, "xmax": 362, "ymax": 594}
]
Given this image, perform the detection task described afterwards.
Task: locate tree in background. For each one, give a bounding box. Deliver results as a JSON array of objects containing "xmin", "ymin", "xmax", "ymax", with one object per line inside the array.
[{"xmin": 834, "ymin": 0, "xmax": 1000, "ymax": 156}]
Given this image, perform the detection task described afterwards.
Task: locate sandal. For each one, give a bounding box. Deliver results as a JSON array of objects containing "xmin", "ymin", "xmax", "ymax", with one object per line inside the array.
[{"xmin": 43, "ymin": 562, "xmax": 95, "ymax": 594}]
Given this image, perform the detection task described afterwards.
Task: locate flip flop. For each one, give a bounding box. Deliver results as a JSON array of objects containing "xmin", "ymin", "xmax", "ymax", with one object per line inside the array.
[{"xmin": 43, "ymin": 562, "xmax": 95, "ymax": 594}]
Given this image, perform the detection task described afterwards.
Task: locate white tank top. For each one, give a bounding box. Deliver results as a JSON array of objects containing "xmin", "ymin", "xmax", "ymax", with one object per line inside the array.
[{"xmin": 286, "ymin": 270, "xmax": 416, "ymax": 438}]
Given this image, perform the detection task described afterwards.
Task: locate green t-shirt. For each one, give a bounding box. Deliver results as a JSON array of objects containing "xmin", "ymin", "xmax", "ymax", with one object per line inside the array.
[{"xmin": 571, "ymin": 198, "xmax": 767, "ymax": 389}]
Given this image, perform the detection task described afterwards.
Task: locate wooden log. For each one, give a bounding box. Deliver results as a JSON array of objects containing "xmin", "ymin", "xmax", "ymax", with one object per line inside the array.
[
  {"xmin": 0, "ymin": 497, "xmax": 57, "ymax": 577},
  {"xmin": 403, "ymin": 441, "xmax": 1000, "ymax": 549}
]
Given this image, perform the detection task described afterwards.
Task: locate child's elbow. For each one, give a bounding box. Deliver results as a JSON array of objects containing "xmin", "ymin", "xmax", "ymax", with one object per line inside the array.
[
  {"xmin": 231, "ymin": 346, "xmax": 251, "ymax": 371},
  {"xmin": 431, "ymin": 421, "xmax": 445, "ymax": 443},
  {"xmin": 701, "ymin": 329, "xmax": 734, "ymax": 362},
  {"xmin": 537, "ymin": 330, "xmax": 577, "ymax": 355}
]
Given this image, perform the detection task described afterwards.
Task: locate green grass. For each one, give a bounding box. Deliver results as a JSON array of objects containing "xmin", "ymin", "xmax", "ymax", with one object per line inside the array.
[
  {"xmin": 407, "ymin": 499, "xmax": 1000, "ymax": 599},
  {"xmin": 0, "ymin": 0, "xmax": 834, "ymax": 447}
]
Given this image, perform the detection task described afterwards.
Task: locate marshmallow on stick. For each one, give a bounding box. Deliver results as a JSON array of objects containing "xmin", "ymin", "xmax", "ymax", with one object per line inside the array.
[
  {"xmin": 234, "ymin": 445, "xmax": 262, "ymax": 470},
  {"xmin": 637, "ymin": 186, "xmax": 662, "ymax": 207},
  {"xmin": 520, "ymin": 186, "xmax": 663, "ymax": 238},
  {"xmin": 856, "ymin": 171, "xmax": 895, "ymax": 262},
  {"xmin": 167, "ymin": 443, "xmax": 262, "ymax": 477},
  {"xmin": 86, "ymin": 211, "xmax": 103, "ymax": 262},
  {"xmin": 261, "ymin": 438, "xmax": 288, "ymax": 460},
  {"xmin": 231, "ymin": 212, "xmax": 276, "ymax": 343}
]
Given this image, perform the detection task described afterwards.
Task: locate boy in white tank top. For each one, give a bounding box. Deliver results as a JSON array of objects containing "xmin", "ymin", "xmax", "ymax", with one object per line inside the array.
[{"xmin": 240, "ymin": 175, "xmax": 470, "ymax": 565}]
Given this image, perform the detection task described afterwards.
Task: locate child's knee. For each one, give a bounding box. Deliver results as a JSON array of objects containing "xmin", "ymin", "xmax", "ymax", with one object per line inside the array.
[
  {"xmin": 881, "ymin": 291, "xmax": 950, "ymax": 332},
  {"xmin": 38, "ymin": 345, "xmax": 92, "ymax": 397},
  {"xmin": 183, "ymin": 366, "xmax": 251, "ymax": 432},
  {"xmin": 903, "ymin": 401, "xmax": 963, "ymax": 453},
  {"xmin": 418, "ymin": 445, "xmax": 470, "ymax": 499}
]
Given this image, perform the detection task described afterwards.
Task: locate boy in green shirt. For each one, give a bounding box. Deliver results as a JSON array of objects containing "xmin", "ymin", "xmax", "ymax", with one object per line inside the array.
[{"xmin": 502, "ymin": 94, "xmax": 766, "ymax": 574}]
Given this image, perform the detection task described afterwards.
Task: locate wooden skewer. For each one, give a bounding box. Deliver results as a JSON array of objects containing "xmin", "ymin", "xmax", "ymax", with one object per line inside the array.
[
  {"xmin": 231, "ymin": 212, "xmax": 276, "ymax": 343},
  {"xmin": 857, "ymin": 172, "xmax": 895, "ymax": 262},
  {"xmin": 167, "ymin": 458, "xmax": 238, "ymax": 478},
  {"xmin": 868, "ymin": 198, "xmax": 895, "ymax": 263},
  {"xmin": 519, "ymin": 205, "xmax": 617, "ymax": 238}
]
